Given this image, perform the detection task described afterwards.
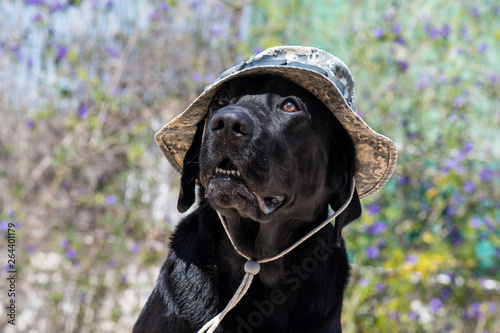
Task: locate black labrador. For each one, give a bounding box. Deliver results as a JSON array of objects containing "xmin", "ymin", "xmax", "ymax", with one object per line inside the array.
[{"xmin": 134, "ymin": 76, "xmax": 361, "ymax": 332}]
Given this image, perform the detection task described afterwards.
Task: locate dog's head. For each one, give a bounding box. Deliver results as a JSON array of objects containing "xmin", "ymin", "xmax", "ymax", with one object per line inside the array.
[{"xmin": 178, "ymin": 76, "xmax": 361, "ymax": 229}]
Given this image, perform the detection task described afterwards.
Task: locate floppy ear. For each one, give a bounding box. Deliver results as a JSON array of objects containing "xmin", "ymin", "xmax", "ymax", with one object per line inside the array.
[
  {"xmin": 331, "ymin": 179, "xmax": 362, "ymax": 247},
  {"xmin": 177, "ymin": 120, "xmax": 206, "ymax": 213},
  {"xmin": 327, "ymin": 119, "xmax": 362, "ymax": 246}
]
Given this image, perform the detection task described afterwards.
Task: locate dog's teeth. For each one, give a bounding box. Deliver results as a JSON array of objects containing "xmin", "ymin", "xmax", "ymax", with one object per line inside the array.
[{"xmin": 215, "ymin": 167, "xmax": 241, "ymax": 177}]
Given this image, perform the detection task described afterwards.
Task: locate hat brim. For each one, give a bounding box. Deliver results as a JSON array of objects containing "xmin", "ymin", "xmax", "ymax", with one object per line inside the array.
[{"xmin": 155, "ymin": 66, "xmax": 398, "ymax": 199}]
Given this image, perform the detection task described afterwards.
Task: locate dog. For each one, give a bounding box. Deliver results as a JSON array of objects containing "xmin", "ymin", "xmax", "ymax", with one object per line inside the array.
[
  {"xmin": 134, "ymin": 76, "xmax": 361, "ymax": 332},
  {"xmin": 134, "ymin": 46, "xmax": 397, "ymax": 333}
]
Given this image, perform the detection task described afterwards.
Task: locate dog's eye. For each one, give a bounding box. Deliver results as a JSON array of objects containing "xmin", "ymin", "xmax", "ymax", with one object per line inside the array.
[
  {"xmin": 215, "ymin": 93, "xmax": 230, "ymax": 106},
  {"xmin": 281, "ymin": 100, "xmax": 298, "ymax": 113}
]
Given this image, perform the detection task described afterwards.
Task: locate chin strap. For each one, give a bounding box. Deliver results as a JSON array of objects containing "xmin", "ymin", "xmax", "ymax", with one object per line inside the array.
[{"xmin": 197, "ymin": 179, "xmax": 355, "ymax": 333}]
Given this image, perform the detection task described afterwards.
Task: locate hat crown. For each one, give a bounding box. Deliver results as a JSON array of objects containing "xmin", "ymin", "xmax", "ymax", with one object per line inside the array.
[{"xmin": 229, "ymin": 46, "xmax": 358, "ymax": 112}]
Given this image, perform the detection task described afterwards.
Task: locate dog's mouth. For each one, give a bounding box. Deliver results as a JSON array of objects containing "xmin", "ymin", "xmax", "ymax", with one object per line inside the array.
[{"xmin": 210, "ymin": 158, "xmax": 284, "ymax": 214}]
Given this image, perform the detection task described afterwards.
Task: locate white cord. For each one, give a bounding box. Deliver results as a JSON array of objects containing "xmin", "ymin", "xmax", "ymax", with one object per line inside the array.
[{"xmin": 197, "ymin": 179, "xmax": 355, "ymax": 332}]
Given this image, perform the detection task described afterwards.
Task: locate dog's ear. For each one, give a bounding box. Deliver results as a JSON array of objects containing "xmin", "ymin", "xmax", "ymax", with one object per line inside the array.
[
  {"xmin": 335, "ymin": 184, "xmax": 362, "ymax": 227},
  {"xmin": 177, "ymin": 120, "xmax": 205, "ymax": 213},
  {"xmin": 330, "ymin": 177, "xmax": 362, "ymax": 247},
  {"xmin": 333, "ymin": 183, "xmax": 361, "ymax": 247},
  {"xmin": 327, "ymin": 118, "xmax": 362, "ymax": 245}
]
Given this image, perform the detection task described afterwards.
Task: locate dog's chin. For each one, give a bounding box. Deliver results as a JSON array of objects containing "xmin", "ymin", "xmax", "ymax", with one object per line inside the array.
[{"xmin": 205, "ymin": 176, "xmax": 284, "ymax": 222}]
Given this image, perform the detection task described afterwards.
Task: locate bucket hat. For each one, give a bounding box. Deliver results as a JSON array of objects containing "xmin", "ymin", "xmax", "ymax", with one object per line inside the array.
[{"xmin": 155, "ymin": 46, "xmax": 398, "ymax": 199}]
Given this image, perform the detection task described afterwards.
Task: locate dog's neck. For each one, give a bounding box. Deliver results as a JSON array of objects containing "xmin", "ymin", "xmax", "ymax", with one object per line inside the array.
[{"xmin": 216, "ymin": 211, "xmax": 328, "ymax": 286}]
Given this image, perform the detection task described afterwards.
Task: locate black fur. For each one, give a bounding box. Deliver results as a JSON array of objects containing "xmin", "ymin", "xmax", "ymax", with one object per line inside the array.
[{"xmin": 134, "ymin": 77, "xmax": 362, "ymax": 332}]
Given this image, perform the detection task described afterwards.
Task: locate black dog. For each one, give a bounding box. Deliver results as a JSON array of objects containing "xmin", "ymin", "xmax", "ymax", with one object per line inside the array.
[{"xmin": 134, "ymin": 77, "xmax": 361, "ymax": 332}]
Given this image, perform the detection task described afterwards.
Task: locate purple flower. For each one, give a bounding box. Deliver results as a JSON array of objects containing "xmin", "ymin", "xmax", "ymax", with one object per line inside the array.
[
  {"xmin": 109, "ymin": 259, "xmax": 119, "ymax": 268},
  {"xmin": 398, "ymin": 176, "xmax": 410, "ymax": 185},
  {"xmin": 78, "ymin": 104, "xmax": 88, "ymax": 119},
  {"xmin": 105, "ymin": 46, "xmax": 120, "ymax": 58},
  {"xmin": 55, "ymin": 44, "xmax": 68, "ymax": 62},
  {"xmin": 395, "ymin": 36, "xmax": 406, "ymax": 45},
  {"xmin": 26, "ymin": 0, "xmax": 46, "ymax": 5},
  {"xmin": 11, "ymin": 45, "xmax": 23, "ymax": 61},
  {"xmin": 415, "ymin": 79, "xmax": 428, "ymax": 90},
  {"xmin": 50, "ymin": 1, "xmax": 65, "ymax": 13},
  {"xmin": 490, "ymin": 74, "xmax": 499, "ymax": 84},
  {"xmin": 375, "ymin": 283, "xmax": 384, "ymax": 293},
  {"xmin": 470, "ymin": 6, "xmax": 480, "ymax": 19},
  {"xmin": 406, "ymin": 253, "xmax": 418, "ymax": 264},
  {"xmin": 25, "ymin": 119, "xmax": 35, "ymax": 129},
  {"xmin": 446, "ymin": 205, "xmax": 457, "ymax": 217},
  {"xmin": 427, "ymin": 26, "xmax": 441, "ymax": 39},
  {"xmin": 443, "ymin": 157, "xmax": 465, "ymax": 175},
  {"xmin": 453, "ymin": 96, "xmax": 467, "ymax": 108},
  {"xmin": 0, "ymin": 220, "xmax": 9, "ymax": 232},
  {"xmin": 60, "ymin": 238, "xmax": 70, "ymax": 249},
  {"xmin": 441, "ymin": 288, "xmax": 451, "ymax": 300},
  {"xmin": 214, "ymin": 2, "xmax": 223, "ymax": 11},
  {"xmin": 149, "ymin": 10, "xmax": 160, "ymax": 20},
  {"xmin": 489, "ymin": 302, "xmax": 498, "ymax": 314},
  {"xmin": 206, "ymin": 73, "xmax": 217, "ymax": 83},
  {"xmin": 130, "ymin": 242, "xmax": 140, "ymax": 254},
  {"xmin": 365, "ymin": 201, "xmax": 380, "ymax": 215},
  {"xmin": 392, "ymin": 23, "xmax": 402, "ymax": 35},
  {"xmin": 372, "ymin": 26, "xmax": 384, "ymax": 38},
  {"xmin": 358, "ymin": 277, "xmax": 369, "ymax": 287},
  {"xmin": 366, "ymin": 245, "xmax": 379, "ymax": 259},
  {"xmin": 105, "ymin": 194, "xmax": 117, "ymax": 205},
  {"xmin": 105, "ymin": 0, "xmax": 113, "ymax": 10},
  {"xmin": 212, "ymin": 26, "xmax": 223, "ymax": 37},
  {"xmin": 408, "ymin": 311, "xmax": 419, "ymax": 321},
  {"xmin": 121, "ymin": 274, "xmax": 128, "ymax": 283},
  {"xmin": 463, "ymin": 180, "xmax": 475, "ymax": 194},
  {"xmin": 485, "ymin": 217, "xmax": 496, "ymax": 232},
  {"xmin": 366, "ymin": 221, "xmax": 387, "ymax": 236},
  {"xmin": 460, "ymin": 26, "xmax": 469, "ymax": 39},
  {"xmin": 32, "ymin": 12, "xmax": 43, "ymax": 22},
  {"xmin": 27, "ymin": 245, "xmax": 36, "ymax": 254},
  {"xmin": 469, "ymin": 216, "xmax": 482, "ymax": 229},
  {"xmin": 463, "ymin": 142, "xmax": 474, "ymax": 153},
  {"xmin": 441, "ymin": 24, "xmax": 451, "ymax": 38},
  {"xmin": 471, "ymin": 302, "xmax": 482, "ymax": 317},
  {"xmin": 448, "ymin": 227, "xmax": 462, "ymax": 246},
  {"xmin": 478, "ymin": 43, "xmax": 488, "ymax": 54},
  {"xmin": 429, "ymin": 297, "xmax": 442, "ymax": 314},
  {"xmin": 190, "ymin": 1, "xmax": 199, "ymax": 10},
  {"xmin": 66, "ymin": 247, "xmax": 77, "ymax": 259},
  {"xmin": 397, "ymin": 61, "xmax": 409, "ymax": 72},
  {"xmin": 192, "ymin": 72, "xmax": 203, "ymax": 84},
  {"xmin": 480, "ymin": 168, "xmax": 494, "ymax": 182}
]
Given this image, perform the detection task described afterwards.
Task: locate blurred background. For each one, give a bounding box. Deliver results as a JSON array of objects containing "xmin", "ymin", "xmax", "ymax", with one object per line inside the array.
[{"xmin": 0, "ymin": 0, "xmax": 499, "ymax": 332}]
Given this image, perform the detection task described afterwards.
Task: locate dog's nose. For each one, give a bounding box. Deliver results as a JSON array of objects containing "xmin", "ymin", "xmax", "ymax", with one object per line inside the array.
[{"xmin": 210, "ymin": 110, "xmax": 254, "ymax": 140}]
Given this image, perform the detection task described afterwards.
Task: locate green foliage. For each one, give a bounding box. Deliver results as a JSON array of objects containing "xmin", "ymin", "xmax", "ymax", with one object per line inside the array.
[{"xmin": 0, "ymin": 0, "xmax": 498, "ymax": 332}]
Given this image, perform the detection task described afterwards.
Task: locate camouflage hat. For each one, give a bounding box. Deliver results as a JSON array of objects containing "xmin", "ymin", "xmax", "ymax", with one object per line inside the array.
[{"xmin": 155, "ymin": 46, "xmax": 398, "ymax": 199}]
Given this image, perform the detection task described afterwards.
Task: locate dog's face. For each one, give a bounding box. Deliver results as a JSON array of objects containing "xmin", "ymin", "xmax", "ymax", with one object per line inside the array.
[{"xmin": 194, "ymin": 77, "xmax": 356, "ymax": 225}]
